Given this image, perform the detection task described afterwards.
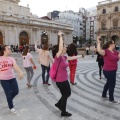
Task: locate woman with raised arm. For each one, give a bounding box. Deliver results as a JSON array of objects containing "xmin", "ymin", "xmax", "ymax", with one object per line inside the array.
[
  {"xmin": 35, "ymin": 42, "xmax": 53, "ymax": 85},
  {"xmin": 52, "ymin": 31, "xmax": 83, "ymax": 117},
  {"xmin": 0, "ymin": 45, "xmax": 23, "ymax": 114},
  {"xmin": 22, "ymin": 46, "xmax": 36, "ymax": 87},
  {"xmin": 97, "ymin": 37, "xmax": 120, "ymax": 104}
]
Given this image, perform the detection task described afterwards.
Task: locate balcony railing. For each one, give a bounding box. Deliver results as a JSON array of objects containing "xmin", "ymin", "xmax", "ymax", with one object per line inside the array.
[
  {"xmin": 112, "ymin": 27, "xmax": 120, "ymax": 29},
  {"xmin": 101, "ymin": 28, "xmax": 107, "ymax": 30}
]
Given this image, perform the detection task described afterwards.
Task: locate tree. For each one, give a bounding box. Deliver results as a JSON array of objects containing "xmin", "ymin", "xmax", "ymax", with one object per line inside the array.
[
  {"xmin": 79, "ymin": 36, "xmax": 83, "ymax": 44},
  {"xmin": 88, "ymin": 38, "xmax": 92, "ymax": 45}
]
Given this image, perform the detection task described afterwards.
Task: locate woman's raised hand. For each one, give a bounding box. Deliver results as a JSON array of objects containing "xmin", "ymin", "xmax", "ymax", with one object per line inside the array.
[{"xmin": 58, "ymin": 31, "xmax": 63, "ymax": 37}]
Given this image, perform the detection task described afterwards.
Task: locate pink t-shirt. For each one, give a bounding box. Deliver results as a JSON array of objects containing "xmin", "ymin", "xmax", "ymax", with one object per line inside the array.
[
  {"xmin": 0, "ymin": 56, "xmax": 16, "ymax": 80},
  {"xmin": 23, "ymin": 53, "xmax": 33, "ymax": 68},
  {"xmin": 55, "ymin": 55, "xmax": 68, "ymax": 82},
  {"xmin": 103, "ymin": 49, "xmax": 119, "ymax": 71}
]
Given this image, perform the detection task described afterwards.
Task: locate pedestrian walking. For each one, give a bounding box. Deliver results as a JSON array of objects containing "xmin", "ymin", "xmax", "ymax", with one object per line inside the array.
[
  {"xmin": 96, "ymin": 51, "xmax": 104, "ymax": 79},
  {"xmin": 35, "ymin": 42, "xmax": 53, "ymax": 85},
  {"xmin": 97, "ymin": 36, "xmax": 120, "ymax": 104},
  {"xmin": 0, "ymin": 45, "xmax": 23, "ymax": 114},
  {"xmin": 67, "ymin": 43, "xmax": 78, "ymax": 85},
  {"xmin": 86, "ymin": 46, "xmax": 89, "ymax": 55},
  {"xmin": 52, "ymin": 31, "xmax": 83, "ymax": 117},
  {"xmin": 22, "ymin": 46, "xmax": 36, "ymax": 87}
]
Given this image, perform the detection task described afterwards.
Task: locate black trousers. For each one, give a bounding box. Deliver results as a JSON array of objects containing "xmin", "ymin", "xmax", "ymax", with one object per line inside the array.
[
  {"xmin": 56, "ymin": 80, "xmax": 71, "ymax": 112},
  {"xmin": 102, "ymin": 70, "xmax": 116, "ymax": 101},
  {"xmin": 98, "ymin": 61, "xmax": 104, "ymax": 77}
]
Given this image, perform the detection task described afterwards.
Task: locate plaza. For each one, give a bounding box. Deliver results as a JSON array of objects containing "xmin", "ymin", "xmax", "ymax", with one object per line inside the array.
[{"xmin": 1, "ymin": 52, "xmax": 120, "ymax": 120}]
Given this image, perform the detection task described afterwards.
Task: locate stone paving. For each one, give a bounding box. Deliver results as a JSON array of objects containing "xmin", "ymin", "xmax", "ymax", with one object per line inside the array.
[{"xmin": 1, "ymin": 52, "xmax": 120, "ymax": 120}]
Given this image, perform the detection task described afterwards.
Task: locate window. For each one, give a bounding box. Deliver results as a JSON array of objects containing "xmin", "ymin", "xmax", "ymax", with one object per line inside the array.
[
  {"xmin": 115, "ymin": 6, "xmax": 119, "ymax": 12},
  {"xmin": 101, "ymin": 22, "xmax": 106, "ymax": 30},
  {"xmin": 102, "ymin": 9, "xmax": 106, "ymax": 14},
  {"xmin": 113, "ymin": 20, "xmax": 118, "ymax": 28}
]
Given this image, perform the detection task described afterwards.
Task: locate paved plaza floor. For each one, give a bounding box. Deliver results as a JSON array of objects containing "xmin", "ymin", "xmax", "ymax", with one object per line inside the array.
[{"xmin": 1, "ymin": 52, "xmax": 120, "ymax": 120}]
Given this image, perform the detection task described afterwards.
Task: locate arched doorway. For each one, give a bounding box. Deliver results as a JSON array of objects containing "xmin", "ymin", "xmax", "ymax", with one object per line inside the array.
[
  {"xmin": 0, "ymin": 31, "xmax": 3, "ymax": 45},
  {"xmin": 41, "ymin": 31, "xmax": 48, "ymax": 44},
  {"xmin": 111, "ymin": 35, "xmax": 119, "ymax": 44},
  {"xmin": 19, "ymin": 31, "xmax": 29, "ymax": 46}
]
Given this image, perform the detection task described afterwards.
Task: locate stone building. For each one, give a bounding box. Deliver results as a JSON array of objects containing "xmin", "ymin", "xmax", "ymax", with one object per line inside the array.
[
  {"xmin": 97, "ymin": 0, "xmax": 120, "ymax": 44},
  {"xmin": 0, "ymin": 0, "xmax": 73, "ymax": 46}
]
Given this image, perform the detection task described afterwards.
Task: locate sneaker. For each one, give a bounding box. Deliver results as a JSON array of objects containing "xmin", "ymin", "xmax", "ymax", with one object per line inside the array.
[
  {"xmin": 109, "ymin": 100, "xmax": 120, "ymax": 104},
  {"xmin": 10, "ymin": 108, "xmax": 17, "ymax": 114},
  {"xmin": 102, "ymin": 96, "xmax": 109, "ymax": 100},
  {"xmin": 46, "ymin": 82, "xmax": 51, "ymax": 86},
  {"xmin": 71, "ymin": 82, "xmax": 77, "ymax": 85},
  {"xmin": 61, "ymin": 112, "xmax": 72, "ymax": 117}
]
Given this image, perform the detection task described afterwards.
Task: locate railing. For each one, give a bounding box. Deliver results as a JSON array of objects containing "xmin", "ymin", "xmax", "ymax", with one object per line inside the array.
[
  {"xmin": 112, "ymin": 27, "xmax": 120, "ymax": 29},
  {"xmin": 101, "ymin": 28, "xmax": 107, "ymax": 30}
]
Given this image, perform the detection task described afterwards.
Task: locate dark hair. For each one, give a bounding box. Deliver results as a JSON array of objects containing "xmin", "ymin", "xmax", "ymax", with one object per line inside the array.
[
  {"xmin": 22, "ymin": 46, "xmax": 29, "ymax": 56},
  {"xmin": 102, "ymin": 44, "xmax": 107, "ymax": 49},
  {"xmin": 42, "ymin": 44, "xmax": 48, "ymax": 51},
  {"xmin": 105, "ymin": 40, "xmax": 114, "ymax": 49},
  {"xmin": 67, "ymin": 43, "xmax": 77, "ymax": 56},
  {"xmin": 52, "ymin": 44, "xmax": 59, "ymax": 58},
  {"xmin": 0, "ymin": 45, "xmax": 9, "ymax": 56}
]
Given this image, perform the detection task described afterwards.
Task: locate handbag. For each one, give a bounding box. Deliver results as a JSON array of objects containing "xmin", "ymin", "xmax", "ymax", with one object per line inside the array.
[{"xmin": 49, "ymin": 57, "xmax": 62, "ymax": 82}]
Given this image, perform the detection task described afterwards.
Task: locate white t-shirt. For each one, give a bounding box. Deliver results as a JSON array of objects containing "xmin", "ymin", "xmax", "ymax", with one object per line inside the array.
[{"xmin": 23, "ymin": 53, "xmax": 33, "ymax": 68}]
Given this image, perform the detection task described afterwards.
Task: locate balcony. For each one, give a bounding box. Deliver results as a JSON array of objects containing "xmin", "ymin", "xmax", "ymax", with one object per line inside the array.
[
  {"xmin": 112, "ymin": 27, "xmax": 120, "ymax": 30},
  {"xmin": 101, "ymin": 28, "xmax": 107, "ymax": 30}
]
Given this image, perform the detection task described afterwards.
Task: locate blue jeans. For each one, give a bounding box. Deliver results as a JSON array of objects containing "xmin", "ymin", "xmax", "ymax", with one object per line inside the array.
[
  {"xmin": 41, "ymin": 64, "xmax": 50, "ymax": 83},
  {"xmin": 0, "ymin": 78, "xmax": 19, "ymax": 109},
  {"xmin": 102, "ymin": 70, "xmax": 116, "ymax": 101}
]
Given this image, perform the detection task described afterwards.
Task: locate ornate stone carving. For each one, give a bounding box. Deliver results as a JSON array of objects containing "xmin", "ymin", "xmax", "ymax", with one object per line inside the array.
[{"xmin": 5, "ymin": 0, "xmax": 20, "ymax": 4}]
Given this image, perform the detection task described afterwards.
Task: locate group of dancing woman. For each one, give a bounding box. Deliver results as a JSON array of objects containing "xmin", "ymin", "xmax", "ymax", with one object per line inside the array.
[{"xmin": 0, "ymin": 31, "xmax": 120, "ymax": 117}]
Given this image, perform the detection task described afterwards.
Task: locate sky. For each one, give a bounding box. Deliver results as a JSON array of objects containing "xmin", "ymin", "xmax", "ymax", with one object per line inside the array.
[{"xmin": 19, "ymin": 0, "xmax": 102, "ymax": 17}]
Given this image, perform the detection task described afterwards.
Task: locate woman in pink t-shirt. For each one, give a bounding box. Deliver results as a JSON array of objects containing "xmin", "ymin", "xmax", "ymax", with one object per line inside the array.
[
  {"xmin": 22, "ymin": 46, "xmax": 36, "ymax": 87},
  {"xmin": 52, "ymin": 31, "xmax": 83, "ymax": 117},
  {"xmin": 0, "ymin": 45, "xmax": 23, "ymax": 114},
  {"xmin": 97, "ymin": 37, "xmax": 120, "ymax": 104}
]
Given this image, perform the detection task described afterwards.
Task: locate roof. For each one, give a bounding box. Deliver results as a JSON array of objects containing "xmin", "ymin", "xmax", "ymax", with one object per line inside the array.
[{"xmin": 40, "ymin": 16, "xmax": 51, "ymax": 20}]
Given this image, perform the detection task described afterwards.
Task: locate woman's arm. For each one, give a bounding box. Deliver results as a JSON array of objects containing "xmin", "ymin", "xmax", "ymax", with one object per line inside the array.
[
  {"xmin": 97, "ymin": 37, "xmax": 105, "ymax": 56},
  {"xmin": 13, "ymin": 63, "xmax": 23, "ymax": 79},
  {"xmin": 56, "ymin": 31, "xmax": 64, "ymax": 58},
  {"xmin": 48, "ymin": 53, "xmax": 54, "ymax": 63},
  {"xmin": 30, "ymin": 58, "xmax": 35, "ymax": 66},
  {"xmin": 67, "ymin": 55, "xmax": 83, "ymax": 61}
]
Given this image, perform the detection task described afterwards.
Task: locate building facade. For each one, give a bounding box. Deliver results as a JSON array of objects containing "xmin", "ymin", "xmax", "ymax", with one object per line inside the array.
[
  {"xmin": 0, "ymin": 0, "xmax": 73, "ymax": 46},
  {"xmin": 86, "ymin": 7, "xmax": 97, "ymax": 43},
  {"xmin": 53, "ymin": 10, "xmax": 83, "ymax": 38},
  {"xmin": 79, "ymin": 8, "xmax": 87, "ymax": 42},
  {"xmin": 97, "ymin": 0, "xmax": 120, "ymax": 44},
  {"xmin": 47, "ymin": 11, "xmax": 60, "ymax": 20}
]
